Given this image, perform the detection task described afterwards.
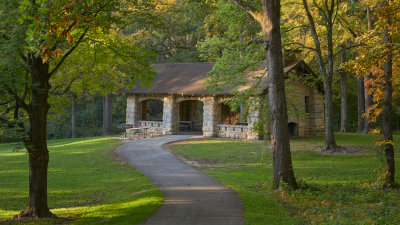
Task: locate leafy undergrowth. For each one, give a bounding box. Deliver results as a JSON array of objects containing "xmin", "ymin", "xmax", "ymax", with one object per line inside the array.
[
  {"xmin": 169, "ymin": 133, "xmax": 400, "ymax": 225},
  {"xmin": 0, "ymin": 137, "xmax": 162, "ymax": 225}
]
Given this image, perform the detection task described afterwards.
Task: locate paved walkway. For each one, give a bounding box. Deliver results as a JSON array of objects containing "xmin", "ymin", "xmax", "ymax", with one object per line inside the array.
[{"xmin": 116, "ymin": 135, "xmax": 244, "ymax": 225}]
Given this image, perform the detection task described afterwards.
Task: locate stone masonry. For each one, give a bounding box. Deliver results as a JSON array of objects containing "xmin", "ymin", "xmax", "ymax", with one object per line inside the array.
[
  {"xmin": 126, "ymin": 94, "xmax": 140, "ymax": 126},
  {"xmin": 162, "ymin": 95, "xmax": 179, "ymax": 135},
  {"xmin": 126, "ymin": 84, "xmax": 325, "ymax": 140},
  {"xmin": 202, "ymin": 97, "xmax": 221, "ymax": 137}
]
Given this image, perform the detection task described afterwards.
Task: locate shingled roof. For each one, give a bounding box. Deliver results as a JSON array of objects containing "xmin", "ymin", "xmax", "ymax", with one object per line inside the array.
[{"xmin": 124, "ymin": 60, "xmax": 317, "ymax": 95}]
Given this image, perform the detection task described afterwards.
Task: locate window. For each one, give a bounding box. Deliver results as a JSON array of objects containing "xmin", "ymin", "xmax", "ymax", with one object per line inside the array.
[{"xmin": 305, "ymin": 96, "xmax": 310, "ymax": 113}]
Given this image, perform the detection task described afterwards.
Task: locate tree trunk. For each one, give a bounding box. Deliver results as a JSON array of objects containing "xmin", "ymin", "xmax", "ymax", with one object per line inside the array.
[
  {"xmin": 71, "ymin": 95, "xmax": 76, "ymax": 138},
  {"xmin": 356, "ymin": 77, "xmax": 365, "ymax": 133},
  {"xmin": 340, "ymin": 49, "xmax": 348, "ymax": 133},
  {"xmin": 302, "ymin": 0, "xmax": 337, "ymax": 150},
  {"xmin": 323, "ymin": 78, "xmax": 337, "ymax": 149},
  {"xmin": 262, "ymin": 0, "xmax": 298, "ymax": 189},
  {"xmin": 18, "ymin": 55, "xmax": 54, "ymax": 218},
  {"xmin": 363, "ymin": 73, "xmax": 373, "ymax": 133},
  {"xmin": 102, "ymin": 94, "xmax": 113, "ymax": 136},
  {"xmin": 323, "ymin": 18, "xmax": 338, "ymax": 150},
  {"xmin": 362, "ymin": 6, "xmax": 373, "ymax": 134},
  {"xmin": 383, "ymin": 24, "xmax": 394, "ymax": 188}
]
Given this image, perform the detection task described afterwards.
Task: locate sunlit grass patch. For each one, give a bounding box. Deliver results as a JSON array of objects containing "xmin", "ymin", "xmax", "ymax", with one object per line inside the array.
[
  {"xmin": 169, "ymin": 133, "xmax": 400, "ymax": 224},
  {"xmin": 0, "ymin": 137, "xmax": 162, "ymax": 225}
]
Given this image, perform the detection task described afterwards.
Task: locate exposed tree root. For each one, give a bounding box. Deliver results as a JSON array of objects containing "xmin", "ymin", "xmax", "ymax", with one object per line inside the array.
[{"xmin": 13, "ymin": 208, "xmax": 56, "ymax": 220}]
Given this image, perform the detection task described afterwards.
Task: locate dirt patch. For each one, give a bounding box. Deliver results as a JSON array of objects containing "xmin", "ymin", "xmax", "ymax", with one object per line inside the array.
[{"xmin": 315, "ymin": 145, "xmax": 370, "ymax": 155}]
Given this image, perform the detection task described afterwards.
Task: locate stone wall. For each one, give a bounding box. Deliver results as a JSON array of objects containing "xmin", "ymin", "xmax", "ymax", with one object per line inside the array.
[
  {"xmin": 310, "ymin": 87, "xmax": 325, "ymax": 136},
  {"xmin": 202, "ymin": 97, "xmax": 221, "ymax": 137},
  {"xmin": 217, "ymin": 124, "xmax": 248, "ymax": 139},
  {"xmin": 285, "ymin": 79, "xmax": 325, "ymax": 137},
  {"xmin": 246, "ymin": 103, "xmax": 261, "ymax": 140},
  {"xmin": 126, "ymin": 94, "xmax": 141, "ymax": 126},
  {"xmin": 162, "ymin": 95, "xmax": 179, "ymax": 134},
  {"xmin": 139, "ymin": 121, "xmax": 164, "ymax": 135},
  {"xmin": 126, "ymin": 89, "xmax": 324, "ymax": 139}
]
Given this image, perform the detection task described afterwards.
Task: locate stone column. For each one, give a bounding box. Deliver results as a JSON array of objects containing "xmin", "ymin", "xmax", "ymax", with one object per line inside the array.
[
  {"xmin": 247, "ymin": 103, "xmax": 261, "ymax": 140},
  {"xmin": 202, "ymin": 97, "xmax": 220, "ymax": 137},
  {"xmin": 126, "ymin": 94, "xmax": 141, "ymax": 126},
  {"xmin": 163, "ymin": 95, "xmax": 179, "ymax": 134}
]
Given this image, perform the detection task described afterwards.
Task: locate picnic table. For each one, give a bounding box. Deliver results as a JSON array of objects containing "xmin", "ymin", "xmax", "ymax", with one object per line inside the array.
[
  {"xmin": 179, "ymin": 121, "xmax": 195, "ymax": 131},
  {"xmin": 125, "ymin": 127, "xmax": 151, "ymax": 139}
]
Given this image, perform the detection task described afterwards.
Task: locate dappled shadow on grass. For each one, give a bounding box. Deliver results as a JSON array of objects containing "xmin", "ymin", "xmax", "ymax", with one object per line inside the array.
[
  {"xmin": 272, "ymin": 181, "xmax": 400, "ymax": 224},
  {"xmin": 0, "ymin": 137, "xmax": 163, "ymax": 224},
  {"xmin": 0, "ymin": 193, "xmax": 162, "ymax": 225},
  {"xmin": 169, "ymin": 134, "xmax": 400, "ymax": 224}
]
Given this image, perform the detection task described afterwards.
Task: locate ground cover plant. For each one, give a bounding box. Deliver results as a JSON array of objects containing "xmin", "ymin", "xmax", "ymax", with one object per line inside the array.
[
  {"xmin": 0, "ymin": 137, "xmax": 162, "ymax": 225},
  {"xmin": 168, "ymin": 133, "xmax": 400, "ymax": 224}
]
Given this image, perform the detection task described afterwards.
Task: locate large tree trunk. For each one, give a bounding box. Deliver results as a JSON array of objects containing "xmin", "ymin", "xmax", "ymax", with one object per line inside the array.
[
  {"xmin": 383, "ymin": 24, "xmax": 394, "ymax": 188},
  {"xmin": 363, "ymin": 73, "xmax": 373, "ymax": 133},
  {"xmin": 71, "ymin": 95, "xmax": 76, "ymax": 138},
  {"xmin": 340, "ymin": 49, "xmax": 348, "ymax": 133},
  {"xmin": 102, "ymin": 94, "xmax": 113, "ymax": 136},
  {"xmin": 262, "ymin": 0, "xmax": 298, "ymax": 189},
  {"xmin": 18, "ymin": 55, "xmax": 54, "ymax": 218},
  {"xmin": 356, "ymin": 77, "xmax": 365, "ymax": 133}
]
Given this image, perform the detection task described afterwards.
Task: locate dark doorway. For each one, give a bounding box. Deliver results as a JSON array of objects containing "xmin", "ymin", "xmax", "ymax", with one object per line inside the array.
[
  {"xmin": 288, "ymin": 122, "xmax": 298, "ymax": 137},
  {"xmin": 178, "ymin": 100, "xmax": 203, "ymax": 132},
  {"xmin": 141, "ymin": 99, "xmax": 163, "ymax": 121}
]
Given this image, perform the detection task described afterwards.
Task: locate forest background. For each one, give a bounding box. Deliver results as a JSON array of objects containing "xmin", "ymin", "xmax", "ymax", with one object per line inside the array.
[{"xmin": 1, "ymin": 0, "xmax": 399, "ymax": 143}]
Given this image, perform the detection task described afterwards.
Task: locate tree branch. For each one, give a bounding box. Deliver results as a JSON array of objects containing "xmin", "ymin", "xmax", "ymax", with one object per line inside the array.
[
  {"xmin": 312, "ymin": 0, "xmax": 328, "ymax": 22},
  {"xmin": 247, "ymin": 38, "xmax": 264, "ymax": 45},
  {"xmin": 50, "ymin": 75, "xmax": 81, "ymax": 96},
  {"xmin": 49, "ymin": 26, "xmax": 91, "ymax": 78},
  {"xmin": 229, "ymin": 0, "xmax": 263, "ymax": 23},
  {"xmin": 284, "ymin": 42, "xmax": 317, "ymax": 51},
  {"xmin": 4, "ymin": 87, "xmax": 30, "ymax": 111},
  {"xmin": 337, "ymin": 17, "xmax": 358, "ymax": 38},
  {"xmin": 1, "ymin": 31, "xmax": 28, "ymax": 64},
  {"xmin": 332, "ymin": 0, "xmax": 339, "ymax": 26},
  {"xmin": 282, "ymin": 24, "xmax": 311, "ymax": 33},
  {"xmin": 302, "ymin": 0, "xmax": 327, "ymax": 78}
]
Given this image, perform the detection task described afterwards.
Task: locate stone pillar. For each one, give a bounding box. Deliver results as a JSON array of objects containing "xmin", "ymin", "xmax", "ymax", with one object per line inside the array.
[
  {"xmin": 247, "ymin": 103, "xmax": 261, "ymax": 140},
  {"xmin": 126, "ymin": 94, "xmax": 141, "ymax": 126},
  {"xmin": 202, "ymin": 97, "xmax": 220, "ymax": 137},
  {"xmin": 163, "ymin": 95, "xmax": 179, "ymax": 134}
]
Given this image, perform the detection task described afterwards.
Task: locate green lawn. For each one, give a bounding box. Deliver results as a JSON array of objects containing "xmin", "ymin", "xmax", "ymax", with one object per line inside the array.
[
  {"xmin": 169, "ymin": 133, "xmax": 400, "ymax": 225},
  {"xmin": 0, "ymin": 137, "xmax": 162, "ymax": 225}
]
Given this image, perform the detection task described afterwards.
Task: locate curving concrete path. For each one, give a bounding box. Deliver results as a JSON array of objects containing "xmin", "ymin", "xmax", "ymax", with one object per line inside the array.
[{"xmin": 116, "ymin": 135, "xmax": 244, "ymax": 225}]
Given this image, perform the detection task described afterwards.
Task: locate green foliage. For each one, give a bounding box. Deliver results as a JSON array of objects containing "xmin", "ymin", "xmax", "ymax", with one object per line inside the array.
[
  {"xmin": 124, "ymin": 0, "xmax": 214, "ymax": 63},
  {"xmin": 0, "ymin": 137, "xmax": 162, "ymax": 224},
  {"xmin": 46, "ymin": 95, "xmax": 127, "ymax": 140},
  {"xmin": 0, "ymin": 0, "xmax": 156, "ymax": 143},
  {"xmin": 170, "ymin": 133, "xmax": 400, "ymax": 224},
  {"xmin": 55, "ymin": 31, "xmax": 156, "ymax": 97}
]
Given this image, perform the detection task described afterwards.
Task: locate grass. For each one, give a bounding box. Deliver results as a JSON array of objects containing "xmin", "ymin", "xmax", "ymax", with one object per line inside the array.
[
  {"xmin": 0, "ymin": 137, "xmax": 162, "ymax": 225},
  {"xmin": 168, "ymin": 133, "xmax": 400, "ymax": 224}
]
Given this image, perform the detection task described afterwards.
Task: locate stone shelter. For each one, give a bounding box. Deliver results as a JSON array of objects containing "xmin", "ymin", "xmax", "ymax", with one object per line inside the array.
[{"xmin": 124, "ymin": 60, "xmax": 325, "ymax": 140}]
